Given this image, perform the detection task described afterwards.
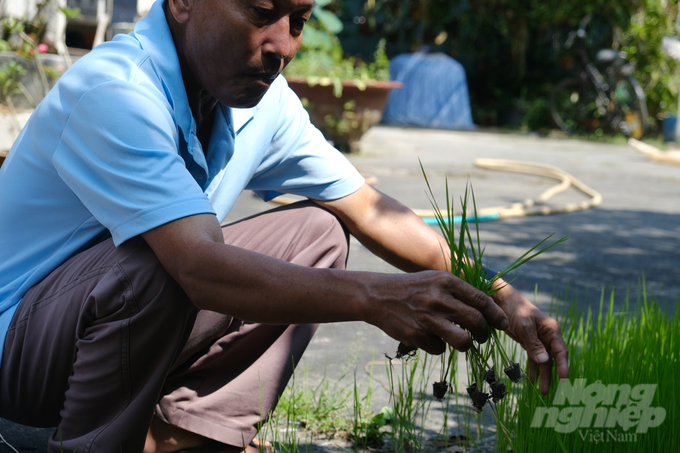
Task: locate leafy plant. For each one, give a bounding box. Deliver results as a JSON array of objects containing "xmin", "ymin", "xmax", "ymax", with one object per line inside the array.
[
  {"xmin": 350, "ymin": 372, "xmax": 392, "ymax": 448},
  {"xmin": 0, "ymin": 0, "xmax": 81, "ymax": 109},
  {"xmin": 275, "ymin": 373, "xmax": 352, "ymax": 436},
  {"xmin": 341, "ymin": 0, "xmax": 680, "ymax": 134},
  {"xmin": 0, "ymin": 60, "xmax": 26, "ymax": 135},
  {"xmin": 396, "ymin": 163, "xmax": 567, "ymax": 448},
  {"xmin": 284, "ymin": 0, "xmax": 390, "ymax": 98},
  {"xmin": 0, "ymin": 60, "xmax": 25, "ymax": 106}
]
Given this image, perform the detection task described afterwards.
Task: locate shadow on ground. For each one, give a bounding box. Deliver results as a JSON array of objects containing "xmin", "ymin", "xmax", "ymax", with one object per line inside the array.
[{"xmin": 478, "ymin": 208, "xmax": 680, "ymax": 313}]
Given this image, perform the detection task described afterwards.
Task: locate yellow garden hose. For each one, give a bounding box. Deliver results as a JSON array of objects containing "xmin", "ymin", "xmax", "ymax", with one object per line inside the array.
[{"xmin": 628, "ymin": 138, "xmax": 680, "ymax": 165}]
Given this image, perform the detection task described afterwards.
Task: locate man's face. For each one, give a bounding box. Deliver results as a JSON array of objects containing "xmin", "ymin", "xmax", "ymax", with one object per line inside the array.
[{"xmin": 178, "ymin": 0, "xmax": 314, "ymax": 108}]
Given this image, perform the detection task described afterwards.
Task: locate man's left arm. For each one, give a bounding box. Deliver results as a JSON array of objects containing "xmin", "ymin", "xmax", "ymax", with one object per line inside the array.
[{"xmin": 315, "ymin": 183, "xmax": 568, "ymax": 394}]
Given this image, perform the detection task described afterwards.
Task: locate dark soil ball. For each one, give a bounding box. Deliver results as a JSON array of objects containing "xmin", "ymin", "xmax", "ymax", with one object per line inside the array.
[
  {"xmin": 433, "ymin": 381, "xmax": 449, "ymax": 401},
  {"xmin": 396, "ymin": 342, "xmax": 418, "ymax": 359},
  {"xmin": 484, "ymin": 368, "xmax": 497, "ymax": 385},
  {"xmin": 504, "ymin": 361, "xmax": 524, "ymax": 383},
  {"xmin": 490, "ymin": 381, "xmax": 508, "ymax": 403},
  {"xmin": 466, "ymin": 382, "xmax": 490, "ymax": 412}
]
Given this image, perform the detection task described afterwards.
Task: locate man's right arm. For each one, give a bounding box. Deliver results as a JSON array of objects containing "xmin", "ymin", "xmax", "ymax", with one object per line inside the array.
[{"xmin": 141, "ymin": 213, "xmax": 509, "ymax": 355}]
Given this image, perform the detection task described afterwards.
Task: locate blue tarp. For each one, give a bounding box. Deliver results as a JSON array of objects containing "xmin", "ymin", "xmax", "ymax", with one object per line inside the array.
[{"xmin": 382, "ymin": 52, "xmax": 475, "ymax": 129}]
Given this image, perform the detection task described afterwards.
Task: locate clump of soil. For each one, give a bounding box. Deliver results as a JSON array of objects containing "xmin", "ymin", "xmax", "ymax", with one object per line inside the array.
[
  {"xmin": 482, "ymin": 367, "xmax": 508, "ymax": 403},
  {"xmin": 432, "ymin": 380, "xmax": 449, "ymax": 401},
  {"xmin": 503, "ymin": 361, "xmax": 525, "ymax": 383},
  {"xmin": 484, "ymin": 368, "xmax": 497, "ymax": 385},
  {"xmin": 389, "ymin": 342, "xmax": 417, "ymax": 360},
  {"xmin": 489, "ymin": 380, "xmax": 508, "ymax": 403},
  {"xmin": 466, "ymin": 382, "xmax": 489, "ymax": 412}
]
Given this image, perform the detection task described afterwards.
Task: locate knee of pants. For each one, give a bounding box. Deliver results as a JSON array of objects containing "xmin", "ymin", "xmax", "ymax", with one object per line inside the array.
[{"xmin": 303, "ymin": 205, "xmax": 350, "ymax": 270}]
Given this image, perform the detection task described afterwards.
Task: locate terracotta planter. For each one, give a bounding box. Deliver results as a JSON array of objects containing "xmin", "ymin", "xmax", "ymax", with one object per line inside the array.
[{"xmin": 285, "ymin": 77, "xmax": 402, "ymax": 152}]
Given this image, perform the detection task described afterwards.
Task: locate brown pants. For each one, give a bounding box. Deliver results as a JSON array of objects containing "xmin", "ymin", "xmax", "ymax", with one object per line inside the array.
[{"xmin": 0, "ymin": 201, "xmax": 349, "ymax": 453}]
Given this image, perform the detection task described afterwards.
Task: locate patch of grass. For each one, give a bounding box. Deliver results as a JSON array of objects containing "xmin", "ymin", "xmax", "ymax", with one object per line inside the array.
[
  {"xmin": 383, "ymin": 353, "xmax": 435, "ymax": 453},
  {"xmin": 502, "ymin": 285, "xmax": 680, "ymax": 451},
  {"xmin": 274, "ymin": 370, "xmax": 353, "ymax": 438}
]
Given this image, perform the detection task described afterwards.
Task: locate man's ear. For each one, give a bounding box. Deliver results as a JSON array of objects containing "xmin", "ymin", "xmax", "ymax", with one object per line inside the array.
[{"xmin": 166, "ymin": 0, "xmax": 192, "ymax": 23}]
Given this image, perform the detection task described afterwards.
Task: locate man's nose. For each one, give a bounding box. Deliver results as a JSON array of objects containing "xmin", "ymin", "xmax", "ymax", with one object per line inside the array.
[{"xmin": 262, "ymin": 16, "xmax": 296, "ymax": 65}]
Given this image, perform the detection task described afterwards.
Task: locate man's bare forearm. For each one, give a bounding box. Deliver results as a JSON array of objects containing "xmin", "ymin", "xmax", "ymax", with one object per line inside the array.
[
  {"xmin": 316, "ymin": 184, "xmax": 450, "ymax": 273},
  {"xmin": 141, "ymin": 210, "xmax": 508, "ymax": 354}
]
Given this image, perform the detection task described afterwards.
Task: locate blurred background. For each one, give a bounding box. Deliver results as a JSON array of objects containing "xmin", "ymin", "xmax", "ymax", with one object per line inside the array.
[
  {"xmin": 3, "ymin": 0, "xmax": 680, "ymax": 143},
  {"xmin": 334, "ymin": 0, "xmax": 680, "ymax": 135}
]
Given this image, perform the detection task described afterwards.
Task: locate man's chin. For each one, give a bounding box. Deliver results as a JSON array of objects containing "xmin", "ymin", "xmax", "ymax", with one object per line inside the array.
[{"xmin": 221, "ymin": 85, "xmax": 270, "ymax": 109}]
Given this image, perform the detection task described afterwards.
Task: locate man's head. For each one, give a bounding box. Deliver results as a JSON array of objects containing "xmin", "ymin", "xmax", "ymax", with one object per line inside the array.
[{"xmin": 166, "ymin": 0, "xmax": 314, "ymax": 108}]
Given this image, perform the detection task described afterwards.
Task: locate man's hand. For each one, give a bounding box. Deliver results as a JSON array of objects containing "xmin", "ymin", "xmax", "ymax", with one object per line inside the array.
[
  {"xmin": 317, "ymin": 183, "xmax": 569, "ymax": 391},
  {"xmin": 492, "ymin": 281, "xmax": 569, "ymax": 394},
  {"xmin": 363, "ymin": 270, "xmax": 510, "ymax": 355}
]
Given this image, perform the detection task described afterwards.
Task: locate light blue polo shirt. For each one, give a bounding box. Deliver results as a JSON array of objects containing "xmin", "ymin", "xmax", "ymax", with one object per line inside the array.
[{"xmin": 0, "ymin": 0, "xmax": 364, "ymax": 367}]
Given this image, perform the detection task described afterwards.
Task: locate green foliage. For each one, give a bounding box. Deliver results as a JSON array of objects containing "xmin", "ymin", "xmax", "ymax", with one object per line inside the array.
[
  {"xmin": 286, "ymin": 39, "xmax": 390, "ymax": 97},
  {"xmin": 275, "ymin": 376, "xmax": 352, "ymax": 435},
  {"xmin": 339, "ymin": 0, "xmax": 680, "ymax": 133},
  {"xmin": 284, "ymin": 1, "xmax": 390, "ymax": 97},
  {"xmin": 501, "ymin": 286, "xmax": 680, "ymax": 452},
  {"xmin": 1, "ymin": 16, "xmax": 25, "ymax": 36},
  {"xmin": 58, "ymin": 6, "xmax": 83, "ymax": 21},
  {"xmin": 0, "ymin": 0, "xmax": 68, "ymax": 108},
  {"xmin": 622, "ymin": 1, "xmax": 680, "ymax": 128},
  {"xmin": 0, "ymin": 60, "xmax": 25, "ymax": 100}
]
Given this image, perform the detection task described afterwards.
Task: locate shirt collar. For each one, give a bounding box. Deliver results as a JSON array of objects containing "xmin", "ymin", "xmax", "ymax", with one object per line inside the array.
[
  {"xmin": 131, "ymin": 0, "xmax": 195, "ymax": 145},
  {"xmin": 130, "ymin": 0, "xmax": 257, "ymax": 178}
]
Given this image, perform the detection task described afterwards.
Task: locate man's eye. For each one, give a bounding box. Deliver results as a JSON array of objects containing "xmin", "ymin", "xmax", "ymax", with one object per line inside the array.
[
  {"xmin": 253, "ymin": 7, "xmax": 273, "ymax": 20},
  {"xmin": 292, "ymin": 18, "xmax": 307, "ymax": 32}
]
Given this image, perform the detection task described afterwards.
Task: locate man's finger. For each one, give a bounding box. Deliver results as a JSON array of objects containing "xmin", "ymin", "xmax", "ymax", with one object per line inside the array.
[
  {"xmin": 539, "ymin": 360, "xmax": 552, "ymax": 395},
  {"xmin": 550, "ymin": 335, "xmax": 569, "ymax": 379},
  {"xmin": 520, "ymin": 320, "xmax": 550, "ymax": 364},
  {"xmin": 448, "ymin": 280, "xmax": 509, "ymax": 330},
  {"xmin": 431, "ymin": 318, "xmax": 474, "ymax": 352},
  {"xmin": 449, "ymin": 304, "xmax": 490, "ymax": 343}
]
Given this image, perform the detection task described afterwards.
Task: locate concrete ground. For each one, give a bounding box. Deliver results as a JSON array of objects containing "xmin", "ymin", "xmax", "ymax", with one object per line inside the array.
[{"xmin": 1, "ymin": 126, "xmax": 679, "ymax": 451}]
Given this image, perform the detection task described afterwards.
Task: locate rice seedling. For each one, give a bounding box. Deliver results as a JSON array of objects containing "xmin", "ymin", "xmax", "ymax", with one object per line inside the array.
[
  {"xmin": 387, "ymin": 163, "xmax": 567, "ymax": 447},
  {"xmin": 502, "ymin": 285, "xmax": 680, "ymax": 452},
  {"xmin": 383, "ymin": 351, "xmax": 438, "ymax": 453}
]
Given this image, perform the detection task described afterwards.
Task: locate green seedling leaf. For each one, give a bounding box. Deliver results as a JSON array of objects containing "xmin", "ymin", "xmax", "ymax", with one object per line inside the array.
[{"xmin": 417, "ymin": 161, "xmax": 568, "ymax": 450}]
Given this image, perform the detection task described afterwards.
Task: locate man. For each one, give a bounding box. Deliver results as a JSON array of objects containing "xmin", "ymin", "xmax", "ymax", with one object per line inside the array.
[{"xmin": 0, "ymin": 0, "xmax": 568, "ymax": 452}]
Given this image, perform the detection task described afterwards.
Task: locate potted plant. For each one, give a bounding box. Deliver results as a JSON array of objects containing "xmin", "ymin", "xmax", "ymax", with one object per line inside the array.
[
  {"xmin": 283, "ymin": 0, "xmax": 401, "ymax": 152},
  {"xmin": 0, "ymin": 1, "xmax": 81, "ymax": 165}
]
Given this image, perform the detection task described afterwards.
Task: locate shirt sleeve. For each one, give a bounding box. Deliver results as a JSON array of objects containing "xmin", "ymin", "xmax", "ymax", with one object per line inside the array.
[
  {"xmin": 52, "ymin": 78, "xmax": 216, "ymax": 245},
  {"xmin": 245, "ymin": 78, "xmax": 365, "ymax": 202}
]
